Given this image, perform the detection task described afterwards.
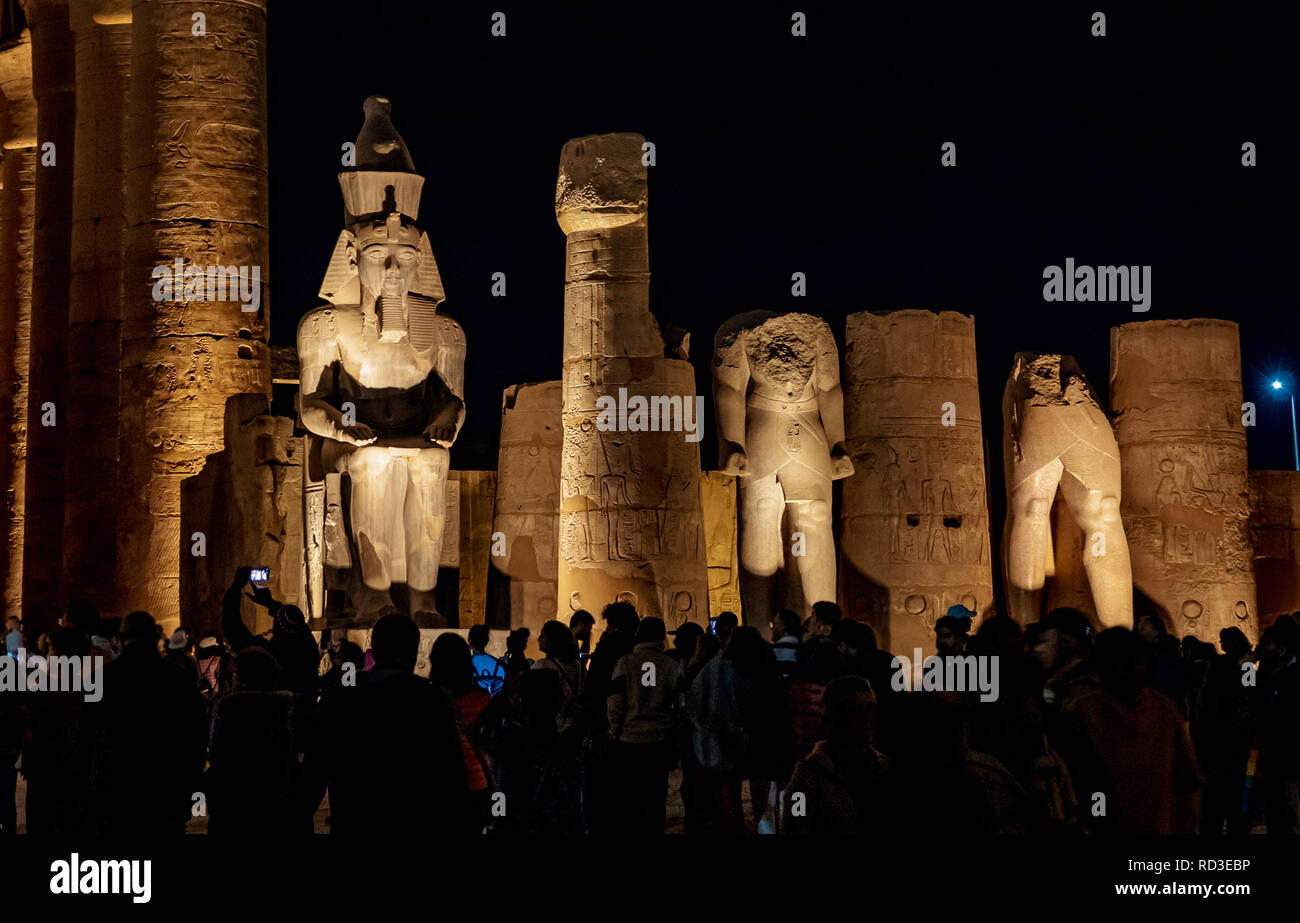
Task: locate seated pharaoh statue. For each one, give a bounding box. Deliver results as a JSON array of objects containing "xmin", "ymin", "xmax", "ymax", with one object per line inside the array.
[{"xmin": 297, "ymin": 96, "xmax": 466, "ymax": 626}]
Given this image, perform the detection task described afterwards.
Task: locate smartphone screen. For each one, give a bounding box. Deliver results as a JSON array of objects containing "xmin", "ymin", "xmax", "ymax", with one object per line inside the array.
[
  {"xmin": 249, "ymin": 567, "xmax": 270, "ymax": 585},
  {"xmin": 708, "ymin": 617, "xmax": 718, "ymax": 635}
]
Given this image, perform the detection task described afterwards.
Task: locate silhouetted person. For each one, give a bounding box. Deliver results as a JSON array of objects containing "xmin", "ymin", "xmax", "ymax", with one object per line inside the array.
[
  {"xmin": 467, "ymin": 623, "xmax": 505, "ymax": 695},
  {"xmin": 582, "ymin": 601, "xmax": 639, "ymax": 832},
  {"xmin": 807, "ymin": 601, "xmax": 841, "ymax": 639},
  {"xmin": 781, "ymin": 675, "xmax": 887, "ymax": 834},
  {"xmin": 1137, "ymin": 613, "xmax": 1190, "ymax": 715},
  {"xmin": 790, "ymin": 639, "xmax": 845, "ymax": 762},
  {"xmin": 429, "ymin": 632, "xmax": 493, "ymax": 834},
  {"xmin": 307, "ymin": 613, "xmax": 467, "ymax": 835},
  {"xmin": 223, "ymin": 567, "xmax": 321, "ymax": 755},
  {"xmin": 935, "ymin": 610, "xmax": 972, "ymax": 655},
  {"xmin": 771, "ymin": 610, "xmax": 803, "ymax": 680},
  {"xmin": 714, "ymin": 610, "xmax": 739, "ymax": 649},
  {"xmin": 569, "ymin": 610, "xmax": 596, "ymax": 665},
  {"xmin": 206, "ymin": 647, "xmax": 298, "ymax": 834},
  {"xmin": 1194, "ymin": 628, "xmax": 1253, "ymax": 833},
  {"xmin": 165, "ymin": 628, "xmax": 200, "ymax": 687},
  {"xmin": 20, "ymin": 628, "xmax": 96, "ymax": 835},
  {"xmin": 91, "ymin": 612, "xmax": 206, "ymax": 835},
  {"xmin": 1256, "ymin": 616, "xmax": 1300, "ymax": 833},
  {"xmin": 608, "ymin": 617, "xmax": 682, "ymax": 833},
  {"xmin": 1058, "ymin": 627, "xmax": 1203, "ymax": 834}
]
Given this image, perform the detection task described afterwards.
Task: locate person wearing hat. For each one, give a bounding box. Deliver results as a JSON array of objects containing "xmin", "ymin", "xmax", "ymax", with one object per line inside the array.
[
  {"xmin": 164, "ymin": 628, "xmax": 200, "ymax": 687},
  {"xmin": 934, "ymin": 605, "xmax": 975, "ymax": 656}
]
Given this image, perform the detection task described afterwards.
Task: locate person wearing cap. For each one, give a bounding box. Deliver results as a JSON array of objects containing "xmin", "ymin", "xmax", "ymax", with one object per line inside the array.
[
  {"xmin": 164, "ymin": 628, "xmax": 199, "ymax": 687},
  {"xmin": 935, "ymin": 605, "xmax": 974, "ymax": 656}
]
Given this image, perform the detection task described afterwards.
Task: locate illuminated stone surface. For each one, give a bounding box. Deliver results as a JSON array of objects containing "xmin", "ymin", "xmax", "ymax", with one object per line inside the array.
[
  {"xmin": 1111, "ymin": 319, "xmax": 1257, "ymax": 640},
  {"xmin": 1249, "ymin": 470, "xmax": 1300, "ymax": 633},
  {"xmin": 119, "ymin": 0, "xmax": 270, "ymax": 632},
  {"xmin": 1003, "ymin": 351, "xmax": 1132, "ymax": 628},
  {"xmin": 490, "ymin": 381, "xmax": 562, "ymax": 644},
  {"xmin": 555, "ymin": 132, "xmax": 706, "ymax": 629},
  {"xmin": 713, "ymin": 310, "xmax": 853, "ymax": 633},
  {"xmin": 0, "ymin": 31, "xmax": 36, "ymax": 620},
  {"xmin": 181, "ymin": 394, "xmax": 303, "ymax": 638},
  {"xmin": 840, "ymin": 310, "xmax": 992, "ymax": 654},
  {"xmin": 701, "ymin": 471, "xmax": 742, "ymax": 621},
  {"xmin": 20, "ymin": 0, "xmax": 74, "ymax": 627},
  {"xmin": 62, "ymin": 0, "xmax": 131, "ymax": 610}
]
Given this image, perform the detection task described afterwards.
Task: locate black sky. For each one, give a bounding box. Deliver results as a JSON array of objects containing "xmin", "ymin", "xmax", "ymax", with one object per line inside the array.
[{"xmin": 267, "ymin": 4, "xmax": 1300, "ymax": 520}]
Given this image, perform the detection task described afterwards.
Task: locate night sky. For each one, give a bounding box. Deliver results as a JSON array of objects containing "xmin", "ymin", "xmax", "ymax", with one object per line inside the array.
[{"xmin": 267, "ymin": 5, "xmax": 1300, "ymax": 550}]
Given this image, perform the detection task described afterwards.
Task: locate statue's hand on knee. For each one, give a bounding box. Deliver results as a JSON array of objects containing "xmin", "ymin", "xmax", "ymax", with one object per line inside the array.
[
  {"xmin": 423, "ymin": 420, "xmax": 457, "ymax": 446},
  {"xmin": 340, "ymin": 422, "xmax": 377, "ymax": 445},
  {"xmin": 721, "ymin": 442, "xmax": 749, "ymax": 476}
]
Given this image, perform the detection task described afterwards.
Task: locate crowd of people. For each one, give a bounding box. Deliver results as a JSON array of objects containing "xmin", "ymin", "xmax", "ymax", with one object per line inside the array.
[{"xmin": 1, "ymin": 567, "xmax": 1297, "ymax": 836}]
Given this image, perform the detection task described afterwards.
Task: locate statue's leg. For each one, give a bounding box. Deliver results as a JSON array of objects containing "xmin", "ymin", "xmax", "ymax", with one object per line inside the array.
[
  {"xmin": 346, "ymin": 446, "xmax": 406, "ymax": 591},
  {"xmin": 1059, "ymin": 445, "xmax": 1133, "ymax": 628},
  {"xmin": 781, "ymin": 469, "xmax": 837, "ymax": 625},
  {"xmin": 738, "ymin": 473, "xmax": 785, "ymax": 633},
  {"xmin": 404, "ymin": 447, "xmax": 450, "ymax": 605},
  {"xmin": 1006, "ymin": 457, "xmax": 1064, "ymax": 623}
]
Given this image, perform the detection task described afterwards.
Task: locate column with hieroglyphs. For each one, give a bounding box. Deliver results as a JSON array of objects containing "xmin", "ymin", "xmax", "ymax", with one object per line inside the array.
[
  {"xmin": 1110, "ymin": 319, "xmax": 1257, "ymax": 641},
  {"xmin": 554, "ymin": 133, "xmax": 707, "ymax": 629},
  {"xmin": 20, "ymin": 0, "xmax": 75, "ymax": 627},
  {"xmin": 840, "ymin": 310, "xmax": 993, "ymax": 654},
  {"xmin": 0, "ymin": 27, "xmax": 36, "ymax": 620},
  {"xmin": 119, "ymin": 0, "xmax": 269, "ymax": 630},
  {"xmin": 62, "ymin": 0, "xmax": 131, "ymax": 611}
]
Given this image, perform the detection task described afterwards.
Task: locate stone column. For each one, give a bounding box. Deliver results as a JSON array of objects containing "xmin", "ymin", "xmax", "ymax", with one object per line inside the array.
[
  {"xmin": 62, "ymin": 0, "xmax": 130, "ymax": 610},
  {"xmin": 0, "ymin": 31, "xmax": 35, "ymax": 620},
  {"xmin": 1110, "ymin": 319, "xmax": 1258, "ymax": 641},
  {"xmin": 489, "ymin": 380, "xmax": 562, "ymax": 644},
  {"xmin": 20, "ymin": 0, "xmax": 74, "ymax": 628},
  {"xmin": 1249, "ymin": 470, "xmax": 1300, "ymax": 633},
  {"xmin": 555, "ymin": 133, "xmax": 708, "ymax": 628},
  {"xmin": 840, "ymin": 310, "xmax": 993, "ymax": 654},
  {"xmin": 120, "ymin": 0, "xmax": 269, "ymax": 630}
]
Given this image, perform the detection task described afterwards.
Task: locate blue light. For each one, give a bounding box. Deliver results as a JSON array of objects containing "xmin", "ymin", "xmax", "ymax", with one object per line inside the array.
[{"xmin": 1274, "ymin": 381, "xmax": 1284, "ymax": 390}]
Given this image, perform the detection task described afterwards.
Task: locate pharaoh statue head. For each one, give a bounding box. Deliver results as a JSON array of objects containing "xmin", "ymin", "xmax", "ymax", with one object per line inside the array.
[{"xmin": 318, "ymin": 95, "xmax": 447, "ymax": 348}]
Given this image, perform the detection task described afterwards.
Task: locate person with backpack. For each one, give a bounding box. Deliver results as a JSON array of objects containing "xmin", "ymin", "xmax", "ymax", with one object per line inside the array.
[{"xmin": 468, "ymin": 623, "xmax": 506, "ymax": 696}]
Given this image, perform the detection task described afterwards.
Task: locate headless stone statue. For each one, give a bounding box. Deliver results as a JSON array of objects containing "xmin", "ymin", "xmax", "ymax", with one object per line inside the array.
[
  {"xmin": 713, "ymin": 311, "xmax": 854, "ymax": 632},
  {"xmin": 298, "ymin": 96, "xmax": 466, "ymax": 625},
  {"xmin": 1002, "ymin": 352, "xmax": 1132, "ymax": 627}
]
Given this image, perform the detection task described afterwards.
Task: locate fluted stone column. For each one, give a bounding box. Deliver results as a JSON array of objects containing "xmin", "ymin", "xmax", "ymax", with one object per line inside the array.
[
  {"xmin": 62, "ymin": 0, "xmax": 129, "ymax": 610},
  {"xmin": 1110, "ymin": 319, "xmax": 1258, "ymax": 641},
  {"xmin": 555, "ymin": 133, "xmax": 708, "ymax": 628},
  {"xmin": 840, "ymin": 310, "xmax": 993, "ymax": 654},
  {"xmin": 20, "ymin": 0, "xmax": 74, "ymax": 627},
  {"xmin": 120, "ymin": 0, "xmax": 269, "ymax": 629},
  {"xmin": 0, "ymin": 31, "xmax": 35, "ymax": 620}
]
